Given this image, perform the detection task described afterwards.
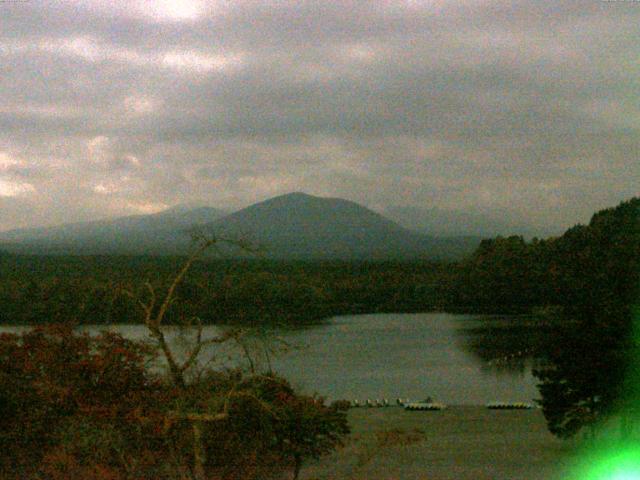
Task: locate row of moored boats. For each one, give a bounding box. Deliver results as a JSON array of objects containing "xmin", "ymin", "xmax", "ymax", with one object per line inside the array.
[{"xmin": 348, "ymin": 398, "xmax": 534, "ymax": 411}]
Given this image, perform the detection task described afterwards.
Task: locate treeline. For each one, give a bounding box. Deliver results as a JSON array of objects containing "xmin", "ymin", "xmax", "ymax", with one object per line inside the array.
[
  {"xmin": 440, "ymin": 197, "xmax": 640, "ymax": 314},
  {"xmin": 534, "ymin": 198, "xmax": 639, "ymax": 438},
  {"xmin": 437, "ymin": 236, "xmax": 552, "ymax": 312},
  {"xmin": 442, "ymin": 197, "xmax": 639, "ymax": 438},
  {"xmin": 0, "ymin": 255, "xmax": 446, "ymax": 326}
]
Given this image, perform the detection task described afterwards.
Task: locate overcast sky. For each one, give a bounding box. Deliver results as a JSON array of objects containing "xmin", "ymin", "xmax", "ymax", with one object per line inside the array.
[{"xmin": 0, "ymin": 0, "xmax": 638, "ymax": 233}]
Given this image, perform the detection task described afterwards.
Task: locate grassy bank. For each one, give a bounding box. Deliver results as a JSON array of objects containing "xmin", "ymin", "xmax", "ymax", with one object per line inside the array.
[{"xmin": 301, "ymin": 406, "xmax": 580, "ymax": 480}]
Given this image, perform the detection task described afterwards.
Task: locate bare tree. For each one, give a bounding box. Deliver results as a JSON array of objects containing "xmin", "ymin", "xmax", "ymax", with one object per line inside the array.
[
  {"xmin": 125, "ymin": 233, "xmax": 283, "ymax": 480},
  {"xmin": 124, "ymin": 234, "xmax": 253, "ymax": 386}
]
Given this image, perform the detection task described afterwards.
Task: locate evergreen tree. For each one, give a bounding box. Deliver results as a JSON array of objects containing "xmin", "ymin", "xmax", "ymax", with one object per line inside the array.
[{"xmin": 534, "ymin": 198, "xmax": 639, "ymax": 438}]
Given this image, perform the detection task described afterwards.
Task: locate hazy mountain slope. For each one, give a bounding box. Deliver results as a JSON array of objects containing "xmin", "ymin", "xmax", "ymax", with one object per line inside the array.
[
  {"xmin": 384, "ymin": 205, "xmax": 556, "ymax": 239},
  {"xmin": 0, "ymin": 206, "xmax": 226, "ymax": 255},
  {"xmin": 0, "ymin": 194, "xmax": 480, "ymax": 259},
  {"xmin": 209, "ymin": 192, "xmax": 478, "ymax": 260}
]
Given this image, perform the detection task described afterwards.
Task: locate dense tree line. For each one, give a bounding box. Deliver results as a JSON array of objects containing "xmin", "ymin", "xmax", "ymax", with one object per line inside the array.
[
  {"xmin": 444, "ymin": 198, "xmax": 640, "ymax": 438},
  {"xmin": 443, "ymin": 198, "xmax": 639, "ymax": 313},
  {"xmin": 437, "ymin": 235, "xmax": 557, "ymax": 312},
  {"xmin": 0, "ymin": 257, "xmax": 445, "ymax": 326},
  {"xmin": 534, "ymin": 198, "xmax": 639, "ymax": 438}
]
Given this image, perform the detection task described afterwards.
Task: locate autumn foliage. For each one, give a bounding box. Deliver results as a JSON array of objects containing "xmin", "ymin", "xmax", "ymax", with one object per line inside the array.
[
  {"xmin": 0, "ymin": 325, "xmax": 168, "ymax": 478},
  {"xmin": 0, "ymin": 324, "xmax": 349, "ymax": 479}
]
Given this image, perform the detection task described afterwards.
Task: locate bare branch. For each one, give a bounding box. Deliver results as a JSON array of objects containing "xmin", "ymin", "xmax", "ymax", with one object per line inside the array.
[
  {"xmin": 153, "ymin": 240, "xmax": 215, "ymax": 328},
  {"xmin": 147, "ymin": 325, "xmax": 185, "ymax": 388},
  {"xmin": 180, "ymin": 326, "xmax": 239, "ymax": 375},
  {"xmin": 221, "ymin": 385, "xmax": 280, "ymax": 420},
  {"xmin": 144, "ymin": 281, "xmax": 156, "ymax": 307},
  {"xmin": 129, "ymin": 234, "xmax": 258, "ymax": 390},
  {"xmin": 229, "ymin": 330, "xmax": 257, "ymax": 374},
  {"xmin": 137, "ymin": 299, "xmax": 153, "ymax": 323},
  {"xmin": 178, "ymin": 317, "xmax": 204, "ymax": 374},
  {"xmin": 121, "ymin": 284, "xmax": 154, "ymax": 324}
]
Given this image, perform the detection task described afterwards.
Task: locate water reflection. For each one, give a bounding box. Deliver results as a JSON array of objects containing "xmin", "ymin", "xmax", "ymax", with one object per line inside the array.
[{"xmin": 453, "ymin": 315, "xmax": 552, "ymax": 375}]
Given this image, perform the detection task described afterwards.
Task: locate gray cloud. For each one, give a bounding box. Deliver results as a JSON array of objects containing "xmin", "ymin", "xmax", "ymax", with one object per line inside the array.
[{"xmin": 0, "ymin": 0, "xmax": 638, "ymax": 233}]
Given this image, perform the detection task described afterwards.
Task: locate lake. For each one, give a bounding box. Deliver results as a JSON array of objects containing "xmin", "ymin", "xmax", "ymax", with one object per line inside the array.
[{"xmin": 0, "ymin": 313, "xmax": 542, "ymax": 405}]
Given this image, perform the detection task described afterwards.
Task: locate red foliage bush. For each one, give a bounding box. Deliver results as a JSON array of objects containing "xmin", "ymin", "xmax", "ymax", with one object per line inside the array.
[
  {"xmin": 0, "ymin": 325, "xmax": 169, "ymax": 478},
  {"xmin": 0, "ymin": 325, "xmax": 349, "ymax": 480}
]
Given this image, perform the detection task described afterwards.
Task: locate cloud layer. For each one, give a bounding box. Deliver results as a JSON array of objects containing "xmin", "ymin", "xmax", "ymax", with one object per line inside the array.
[{"xmin": 0, "ymin": 0, "xmax": 638, "ymax": 233}]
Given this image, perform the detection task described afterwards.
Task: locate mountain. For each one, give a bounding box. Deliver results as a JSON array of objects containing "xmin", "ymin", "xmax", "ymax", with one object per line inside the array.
[
  {"xmin": 0, "ymin": 193, "xmax": 480, "ymax": 259},
  {"xmin": 0, "ymin": 206, "xmax": 226, "ymax": 255},
  {"xmin": 207, "ymin": 192, "xmax": 479, "ymax": 260}
]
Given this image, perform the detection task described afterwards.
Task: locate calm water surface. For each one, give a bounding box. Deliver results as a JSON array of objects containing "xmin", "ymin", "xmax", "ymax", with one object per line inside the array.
[{"xmin": 1, "ymin": 313, "xmax": 541, "ymax": 405}]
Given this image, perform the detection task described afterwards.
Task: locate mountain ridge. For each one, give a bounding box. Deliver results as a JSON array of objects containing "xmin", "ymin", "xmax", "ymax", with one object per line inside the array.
[
  {"xmin": 0, "ymin": 205, "xmax": 227, "ymax": 255},
  {"xmin": 0, "ymin": 193, "xmax": 480, "ymax": 259}
]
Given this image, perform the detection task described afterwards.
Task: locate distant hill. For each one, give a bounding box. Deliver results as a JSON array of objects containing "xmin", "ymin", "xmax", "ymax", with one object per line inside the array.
[
  {"xmin": 207, "ymin": 192, "xmax": 479, "ymax": 260},
  {"xmin": 0, "ymin": 206, "xmax": 227, "ymax": 255},
  {"xmin": 0, "ymin": 193, "xmax": 480, "ymax": 259}
]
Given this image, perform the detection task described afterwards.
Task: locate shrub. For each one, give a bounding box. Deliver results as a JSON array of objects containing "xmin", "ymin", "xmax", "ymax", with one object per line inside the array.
[
  {"xmin": 0, "ymin": 325, "xmax": 169, "ymax": 478},
  {"xmin": 0, "ymin": 326, "xmax": 350, "ymax": 479}
]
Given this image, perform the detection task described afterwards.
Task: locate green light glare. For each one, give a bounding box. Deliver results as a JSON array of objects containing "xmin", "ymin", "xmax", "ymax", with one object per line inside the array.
[
  {"xmin": 572, "ymin": 445, "xmax": 640, "ymax": 480},
  {"xmin": 585, "ymin": 209, "xmax": 640, "ymax": 480},
  {"xmin": 611, "ymin": 474, "xmax": 640, "ymax": 480}
]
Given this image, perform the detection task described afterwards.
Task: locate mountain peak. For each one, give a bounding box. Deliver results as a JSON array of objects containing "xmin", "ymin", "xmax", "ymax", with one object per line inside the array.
[
  {"xmin": 206, "ymin": 192, "xmax": 479, "ymax": 259},
  {"xmin": 280, "ymin": 191, "xmax": 312, "ymax": 198},
  {"xmin": 258, "ymin": 192, "xmax": 357, "ymax": 208},
  {"xmin": 268, "ymin": 192, "xmax": 319, "ymax": 202}
]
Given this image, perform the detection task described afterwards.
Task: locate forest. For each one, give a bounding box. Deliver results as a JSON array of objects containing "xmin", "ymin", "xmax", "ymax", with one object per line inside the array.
[
  {"xmin": 447, "ymin": 197, "xmax": 640, "ymax": 439},
  {"xmin": 0, "ymin": 255, "xmax": 446, "ymax": 326}
]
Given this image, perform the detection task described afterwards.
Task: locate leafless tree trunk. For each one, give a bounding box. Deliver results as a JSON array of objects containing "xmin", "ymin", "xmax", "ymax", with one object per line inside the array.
[{"xmin": 125, "ymin": 234, "xmax": 274, "ymax": 480}]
